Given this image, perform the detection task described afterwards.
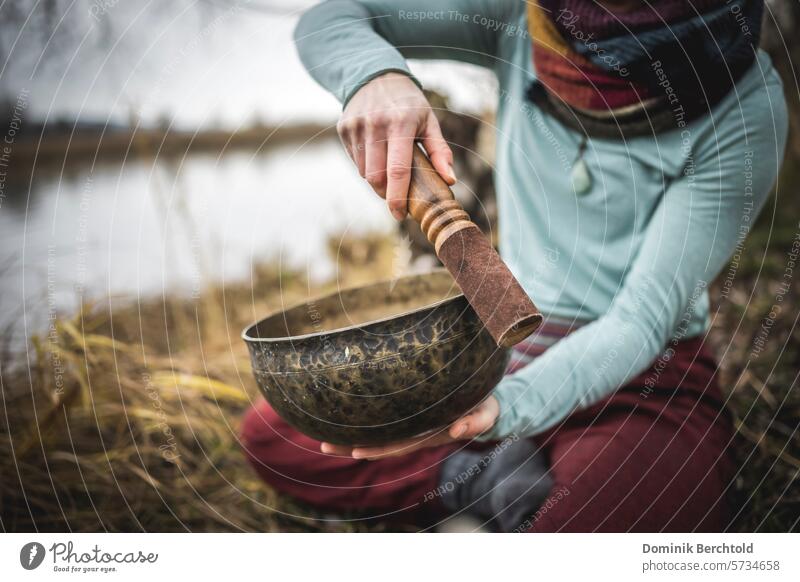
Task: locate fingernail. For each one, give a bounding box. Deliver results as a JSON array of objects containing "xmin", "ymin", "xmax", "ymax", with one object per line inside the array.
[
  {"xmin": 447, "ymin": 164, "xmax": 456, "ymax": 183},
  {"xmin": 392, "ymin": 210, "xmax": 406, "ymax": 221},
  {"xmin": 454, "ymin": 424, "xmax": 468, "ymax": 438}
]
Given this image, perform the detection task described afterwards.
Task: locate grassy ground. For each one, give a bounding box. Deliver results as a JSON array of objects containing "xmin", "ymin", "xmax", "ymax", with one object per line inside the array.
[
  {"xmin": 2, "ymin": 219, "xmax": 797, "ymax": 531},
  {"xmin": 706, "ymin": 162, "xmax": 800, "ymax": 532},
  {"xmin": 0, "ymin": 236, "xmax": 400, "ymax": 532},
  {"xmin": 1, "ymin": 165, "xmax": 798, "ymax": 533}
]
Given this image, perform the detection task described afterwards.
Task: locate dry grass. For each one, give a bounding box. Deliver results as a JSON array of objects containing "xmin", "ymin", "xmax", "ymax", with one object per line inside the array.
[
  {"xmin": 0, "ymin": 214, "xmax": 797, "ymax": 532},
  {"xmin": 707, "ymin": 167, "xmax": 800, "ymax": 531},
  {"xmin": 0, "ymin": 235, "xmax": 397, "ymax": 532}
]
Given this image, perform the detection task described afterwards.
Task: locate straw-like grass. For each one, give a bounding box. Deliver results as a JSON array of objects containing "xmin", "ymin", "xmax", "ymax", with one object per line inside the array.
[
  {"xmin": 707, "ymin": 170, "xmax": 800, "ymax": 531},
  {"xmin": 1, "ymin": 219, "xmax": 797, "ymax": 531},
  {"xmin": 1, "ymin": 235, "xmax": 397, "ymax": 532}
]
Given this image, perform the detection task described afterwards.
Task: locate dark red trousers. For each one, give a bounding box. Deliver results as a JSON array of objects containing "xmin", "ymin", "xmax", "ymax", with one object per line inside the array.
[{"xmin": 240, "ymin": 336, "xmax": 734, "ymax": 532}]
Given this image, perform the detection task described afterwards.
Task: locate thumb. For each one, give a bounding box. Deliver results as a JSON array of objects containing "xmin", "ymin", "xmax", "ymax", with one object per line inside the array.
[
  {"xmin": 448, "ymin": 397, "xmax": 499, "ymax": 439},
  {"xmin": 421, "ymin": 113, "xmax": 456, "ymax": 185}
]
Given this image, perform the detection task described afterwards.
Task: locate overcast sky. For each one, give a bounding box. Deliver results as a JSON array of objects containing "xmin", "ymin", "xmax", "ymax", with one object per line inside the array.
[{"xmin": 1, "ymin": 0, "xmax": 496, "ymax": 129}]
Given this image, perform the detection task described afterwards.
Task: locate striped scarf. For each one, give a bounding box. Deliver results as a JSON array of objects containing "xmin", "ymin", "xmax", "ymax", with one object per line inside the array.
[{"xmin": 527, "ymin": 0, "xmax": 764, "ymax": 137}]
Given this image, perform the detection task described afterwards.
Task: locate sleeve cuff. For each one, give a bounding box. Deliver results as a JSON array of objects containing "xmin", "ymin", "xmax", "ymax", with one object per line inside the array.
[{"xmin": 340, "ymin": 67, "xmax": 423, "ymax": 108}]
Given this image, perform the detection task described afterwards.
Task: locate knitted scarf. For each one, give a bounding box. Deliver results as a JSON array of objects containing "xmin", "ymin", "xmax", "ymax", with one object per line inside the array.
[{"xmin": 527, "ymin": 0, "xmax": 764, "ymax": 138}]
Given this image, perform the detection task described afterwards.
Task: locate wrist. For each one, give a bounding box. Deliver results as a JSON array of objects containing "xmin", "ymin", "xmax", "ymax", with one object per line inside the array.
[{"xmin": 342, "ymin": 68, "xmax": 422, "ymax": 108}]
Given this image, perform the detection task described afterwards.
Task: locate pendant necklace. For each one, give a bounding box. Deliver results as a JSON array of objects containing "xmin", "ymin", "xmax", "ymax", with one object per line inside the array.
[{"xmin": 570, "ymin": 134, "xmax": 592, "ymax": 195}]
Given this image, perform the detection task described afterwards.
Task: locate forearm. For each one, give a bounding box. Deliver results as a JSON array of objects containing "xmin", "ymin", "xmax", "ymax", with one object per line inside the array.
[
  {"xmin": 482, "ymin": 289, "xmax": 672, "ymax": 439},
  {"xmin": 294, "ymin": 0, "xmax": 521, "ymax": 104},
  {"xmin": 294, "ymin": 1, "xmax": 415, "ymax": 105},
  {"xmin": 481, "ymin": 76, "xmax": 788, "ymax": 441}
]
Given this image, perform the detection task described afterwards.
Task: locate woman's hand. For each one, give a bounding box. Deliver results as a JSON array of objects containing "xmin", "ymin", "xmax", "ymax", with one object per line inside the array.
[
  {"xmin": 337, "ymin": 72, "xmax": 456, "ymax": 220},
  {"xmin": 320, "ymin": 395, "xmax": 500, "ymax": 460}
]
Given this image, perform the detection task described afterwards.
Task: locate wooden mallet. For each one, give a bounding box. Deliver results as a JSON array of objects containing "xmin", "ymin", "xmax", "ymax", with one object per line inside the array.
[{"xmin": 407, "ymin": 144, "xmax": 542, "ymax": 348}]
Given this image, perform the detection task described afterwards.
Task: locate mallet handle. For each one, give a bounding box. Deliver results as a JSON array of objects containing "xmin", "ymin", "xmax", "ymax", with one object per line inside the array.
[
  {"xmin": 406, "ymin": 144, "xmax": 542, "ymax": 347},
  {"xmin": 407, "ymin": 145, "xmax": 476, "ymax": 254}
]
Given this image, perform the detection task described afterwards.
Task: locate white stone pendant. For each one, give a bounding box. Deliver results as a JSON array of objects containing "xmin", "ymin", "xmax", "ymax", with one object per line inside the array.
[{"xmin": 571, "ymin": 157, "xmax": 592, "ymax": 195}]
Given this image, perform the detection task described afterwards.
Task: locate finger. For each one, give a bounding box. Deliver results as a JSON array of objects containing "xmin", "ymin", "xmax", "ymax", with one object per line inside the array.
[
  {"xmin": 352, "ymin": 133, "xmax": 366, "ymax": 178},
  {"xmin": 351, "ymin": 439, "xmax": 420, "ymax": 459},
  {"xmin": 470, "ymin": 397, "xmax": 500, "ymax": 433},
  {"xmin": 364, "ymin": 130, "xmax": 388, "ymax": 197},
  {"xmin": 337, "ymin": 118, "xmax": 366, "ymax": 177},
  {"xmin": 353, "ymin": 430, "xmax": 453, "ymax": 460},
  {"xmin": 449, "ymin": 400, "xmax": 497, "ymax": 439},
  {"xmin": 448, "ymin": 421, "xmax": 470, "ymax": 439},
  {"xmin": 320, "ymin": 442, "xmax": 354, "ymax": 456},
  {"xmin": 385, "ymin": 126, "xmax": 414, "ymax": 221},
  {"xmin": 421, "ymin": 113, "xmax": 455, "ymax": 185}
]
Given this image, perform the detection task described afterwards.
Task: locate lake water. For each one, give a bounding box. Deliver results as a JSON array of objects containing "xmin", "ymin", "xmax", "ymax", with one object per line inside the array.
[
  {"xmin": 0, "ymin": 0, "xmax": 495, "ymax": 345},
  {"xmin": 0, "ymin": 139, "xmax": 394, "ymax": 343}
]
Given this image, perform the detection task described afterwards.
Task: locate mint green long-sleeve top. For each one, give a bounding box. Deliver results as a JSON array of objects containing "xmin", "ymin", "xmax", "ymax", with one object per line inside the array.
[{"xmin": 294, "ymin": 0, "xmax": 788, "ymax": 440}]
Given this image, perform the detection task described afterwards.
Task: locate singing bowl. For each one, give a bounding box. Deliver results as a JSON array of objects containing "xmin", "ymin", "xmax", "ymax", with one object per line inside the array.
[{"xmin": 242, "ymin": 269, "xmax": 509, "ymax": 445}]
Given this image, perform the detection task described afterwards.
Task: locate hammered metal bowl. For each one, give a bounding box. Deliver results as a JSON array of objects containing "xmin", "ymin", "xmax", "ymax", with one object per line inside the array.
[{"xmin": 242, "ymin": 269, "xmax": 509, "ymax": 445}]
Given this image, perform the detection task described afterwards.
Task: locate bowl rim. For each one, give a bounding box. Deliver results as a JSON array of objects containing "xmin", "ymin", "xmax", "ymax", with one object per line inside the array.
[{"xmin": 241, "ymin": 268, "xmax": 467, "ymax": 344}]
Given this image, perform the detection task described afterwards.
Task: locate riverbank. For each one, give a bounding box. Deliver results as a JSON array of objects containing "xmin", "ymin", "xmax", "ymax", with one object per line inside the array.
[
  {"xmin": 5, "ymin": 121, "xmax": 337, "ymax": 180},
  {"xmin": 1, "ymin": 226, "xmax": 797, "ymax": 532},
  {"xmin": 0, "ymin": 234, "xmax": 399, "ymax": 532}
]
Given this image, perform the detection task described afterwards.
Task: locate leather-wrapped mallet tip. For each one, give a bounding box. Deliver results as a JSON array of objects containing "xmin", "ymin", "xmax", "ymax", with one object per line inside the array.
[
  {"xmin": 497, "ymin": 312, "xmax": 543, "ymax": 348},
  {"xmin": 436, "ymin": 226, "xmax": 542, "ymax": 348}
]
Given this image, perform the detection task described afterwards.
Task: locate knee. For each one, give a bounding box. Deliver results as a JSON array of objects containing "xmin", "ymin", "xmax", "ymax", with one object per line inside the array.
[
  {"xmin": 239, "ymin": 399, "xmax": 293, "ymax": 469},
  {"xmin": 239, "ymin": 399, "xmax": 312, "ymax": 495},
  {"xmin": 239, "ymin": 399, "xmax": 325, "ymax": 475},
  {"xmin": 240, "ymin": 400, "xmax": 277, "ymax": 447}
]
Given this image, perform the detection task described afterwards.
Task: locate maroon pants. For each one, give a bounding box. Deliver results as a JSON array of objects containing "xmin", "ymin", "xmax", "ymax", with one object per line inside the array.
[{"xmin": 240, "ymin": 336, "xmax": 734, "ymax": 532}]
